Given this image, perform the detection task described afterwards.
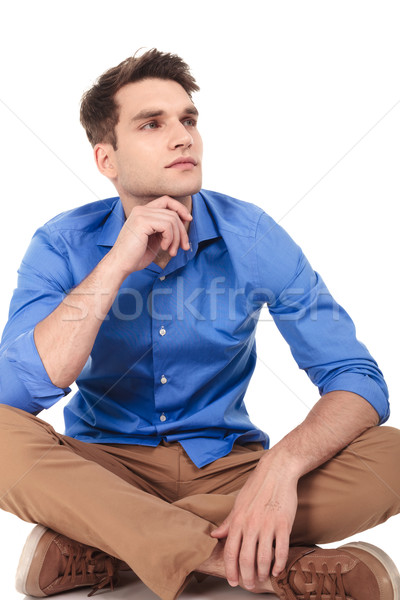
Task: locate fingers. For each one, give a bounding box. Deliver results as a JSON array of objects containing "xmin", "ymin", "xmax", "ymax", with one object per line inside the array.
[
  {"xmin": 149, "ymin": 195, "xmax": 193, "ymax": 223},
  {"xmin": 153, "ymin": 208, "xmax": 190, "ymax": 254},
  {"xmin": 211, "ymin": 521, "xmax": 229, "ymax": 539},
  {"xmin": 150, "ymin": 196, "xmax": 192, "ymax": 254},
  {"xmin": 129, "ymin": 202, "xmax": 191, "ymax": 257},
  {"xmin": 156, "ymin": 212, "xmax": 183, "ymax": 255},
  {"xmin": 271, "ymin": 529, "xmax": 290, "ymax": 577},
  {"xmin": 257, "ymin": 533, "xmax": 274, "ymax": 582},
  {"xmin": 238, "ymin": 533, "xmax": 258, "ymax": 590},
  {"xmin": 221, "ymin": 524, "xmax": 290, "ymax": 590},
  {"xmin": 223, "ymin": 530, "xmax": 242, "ymax": 586}
]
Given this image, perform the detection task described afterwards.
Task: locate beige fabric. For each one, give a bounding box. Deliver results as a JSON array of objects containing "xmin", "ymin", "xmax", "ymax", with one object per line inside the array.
[{"xmin": 0, "ymin": 404, "xmax": 399, "ymax": 599}]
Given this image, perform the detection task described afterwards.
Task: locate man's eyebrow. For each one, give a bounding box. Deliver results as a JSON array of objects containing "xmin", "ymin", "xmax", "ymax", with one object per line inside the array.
[
  {"xmin": 131, "ymin": 109, "xmax": 164, "ymax": 122},
  {"xmin": 184, "ymin": 106, "xmax": 199, "ymax": 117},
  {"xmin": 131, "ymin": 106, "xmax": 199, "ymax": 122}
]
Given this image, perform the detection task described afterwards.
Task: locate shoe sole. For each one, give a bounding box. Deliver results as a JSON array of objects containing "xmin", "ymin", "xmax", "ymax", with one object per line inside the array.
[
  {"xmin": 15, "ymin": 524, "xmax": 49, "ymax": 597},
  {"xmin": 340, "ymin": 542, "xmax": 400, "ymax": 600}
]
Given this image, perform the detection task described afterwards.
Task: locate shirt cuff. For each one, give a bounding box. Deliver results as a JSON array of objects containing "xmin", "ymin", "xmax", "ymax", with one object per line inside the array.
[
  {"xmin": 1, "ymin": 329, "xmax": 70, "ymax": 412},
  {"xmin": 320, "ymin": 372, "xmax": 390, "ymax": 424}
]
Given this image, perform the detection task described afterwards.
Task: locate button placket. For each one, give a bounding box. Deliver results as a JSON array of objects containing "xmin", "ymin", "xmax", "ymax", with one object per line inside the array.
[{"xmin": 152, "ymin": 270, "xmax": 175, "ymax": 430}]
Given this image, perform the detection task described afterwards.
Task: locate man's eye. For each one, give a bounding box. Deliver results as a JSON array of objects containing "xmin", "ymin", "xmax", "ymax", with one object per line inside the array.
[
  {"xmin": 183, "ymin": 118, "xmax": 197, "ymax": 127},
  {"xmin": 142, "ymin": 122, "xmax": 158, "ymax": 130}
]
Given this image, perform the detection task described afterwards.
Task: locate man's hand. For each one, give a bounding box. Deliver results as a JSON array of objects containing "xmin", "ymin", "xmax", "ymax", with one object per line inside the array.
[
  {"xmin": 109, "ymin": 196, "xmax": 192, "ymax": 275},
  {"xmin": 210, "ymin": 392, "xmax": 380, "ymax": 591},
  {"xmin": 211, "ymin": 455, "xmax": 298, "ymax": 590}
]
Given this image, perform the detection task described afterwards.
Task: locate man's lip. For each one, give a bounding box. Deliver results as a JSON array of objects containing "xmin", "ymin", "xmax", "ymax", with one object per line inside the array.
[{"xmin": 166, "ymin": 157, "xmax": 197, "ymax": 168}]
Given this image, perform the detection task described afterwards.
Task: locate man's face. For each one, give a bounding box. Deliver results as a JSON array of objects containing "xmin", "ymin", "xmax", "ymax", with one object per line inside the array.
[{"xmin": 101, "ymin": 78, "xmax": 203, "ymax": 205}]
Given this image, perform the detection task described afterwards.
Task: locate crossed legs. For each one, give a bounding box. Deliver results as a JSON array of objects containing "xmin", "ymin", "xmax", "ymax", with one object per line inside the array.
[{"xmin": 1, "ymin": 404, "xmax": 400, "ymax": 599}]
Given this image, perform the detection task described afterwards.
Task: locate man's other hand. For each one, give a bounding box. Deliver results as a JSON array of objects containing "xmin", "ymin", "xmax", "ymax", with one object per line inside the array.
[{"xmin": 211, "ymin": 455, "xmax": 298, "ymax": 590}]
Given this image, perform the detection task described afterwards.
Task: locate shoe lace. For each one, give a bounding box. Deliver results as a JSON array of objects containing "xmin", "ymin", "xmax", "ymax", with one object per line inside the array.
[
  {"xmin": 280, "ymin": 561, "xmax": 348, "ymax": 600},
  {"xmin": 59, "ymin": 541, "xmax": 119, "ymax": 597}
]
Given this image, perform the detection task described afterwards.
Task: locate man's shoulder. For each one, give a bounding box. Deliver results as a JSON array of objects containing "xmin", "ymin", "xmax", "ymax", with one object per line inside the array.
[
  {"xmin": 199, "ymin": 189, "xmax": 264, "ymax": 238},
  {"xmin": 43, "ymin": 197, "xmax": 119, "ymax": 235}
]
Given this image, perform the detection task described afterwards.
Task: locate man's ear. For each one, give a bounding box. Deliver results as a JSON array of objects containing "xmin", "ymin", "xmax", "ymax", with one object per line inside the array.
[{"xmin": 94, "ymin": 143, "xmax": 117, "ymax": 179}]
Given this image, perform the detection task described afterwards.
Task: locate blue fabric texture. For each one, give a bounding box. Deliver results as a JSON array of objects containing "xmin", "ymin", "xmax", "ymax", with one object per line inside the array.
[{"xmin": 0, "ymin": 190, "xmax": 389, "ymax": 467}]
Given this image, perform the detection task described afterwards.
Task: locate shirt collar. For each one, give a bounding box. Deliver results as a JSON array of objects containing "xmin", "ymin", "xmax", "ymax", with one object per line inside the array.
[
  {"xmin": 97, "ymin": 197, "xmax": 126, "ymax": 248},
  {"xmin": 96, "ymin": 192, "xmax": 220, "ymax": 249},
  {"xmin": 188, "ymin": 192, "xmax": 220, "ymax": 250}
]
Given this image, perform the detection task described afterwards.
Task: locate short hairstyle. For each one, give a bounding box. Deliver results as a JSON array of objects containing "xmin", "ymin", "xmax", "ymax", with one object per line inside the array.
[{"xmin": 80, "ymin": 48, "xmax": 200, "ymax": 149}]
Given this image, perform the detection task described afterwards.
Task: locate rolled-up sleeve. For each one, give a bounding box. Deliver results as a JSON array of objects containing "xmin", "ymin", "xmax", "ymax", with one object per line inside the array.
[
  {"xmin": 253, "ymin": 212, "xmax": 389, "ymax": 423},
  {"xmin": 0, "ymin": 225, "xmax": 73, "ymax": 413}
]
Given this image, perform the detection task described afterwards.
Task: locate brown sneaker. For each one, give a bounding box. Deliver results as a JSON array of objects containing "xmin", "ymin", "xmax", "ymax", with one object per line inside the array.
[
  {"xmin": 15, "ymin": 525, "xmax": 124, "ymax": 597},
  {"xmin": 271, "ymin": 542, "xmax": 400, "ymax": 600}
]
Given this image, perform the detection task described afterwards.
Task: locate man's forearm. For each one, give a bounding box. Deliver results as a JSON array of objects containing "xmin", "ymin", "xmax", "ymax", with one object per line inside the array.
[
  {"xmin": 258, "ymin": 390, "xmax": 380, "ymax": 480},
  {"xmin": 34, "ymin": 251, "xmax": 127, "ymax": 389}
]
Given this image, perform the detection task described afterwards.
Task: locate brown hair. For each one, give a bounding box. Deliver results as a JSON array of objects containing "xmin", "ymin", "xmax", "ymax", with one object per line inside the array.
[{"xmin": 80, "ymin": 48, "xmax": 200, "ymax": 149}]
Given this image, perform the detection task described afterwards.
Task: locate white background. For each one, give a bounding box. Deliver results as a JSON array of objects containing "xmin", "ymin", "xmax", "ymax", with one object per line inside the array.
[{"xmin": 0, "ymin": 1, "xmax": 399, "ymax": 598}]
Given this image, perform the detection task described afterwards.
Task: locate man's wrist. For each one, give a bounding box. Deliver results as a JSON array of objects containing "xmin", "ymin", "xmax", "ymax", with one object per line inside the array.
[
  {"xmin": 98, "ymin": 249, "xmax": 132, "ymax": 288},
  {"xmin": 258, "ymin": 442, "xmax": 305, "ymax": 482}
]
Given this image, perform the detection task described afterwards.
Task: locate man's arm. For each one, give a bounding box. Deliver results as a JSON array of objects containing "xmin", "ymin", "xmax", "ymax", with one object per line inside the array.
[
  {"xmin": 211, "ymin": 390, "xmax": 379, "ymax": 590},
  {"xmin": 33, "ymin": 251, "xmax": 127, "ymax": 389},
  {"xmin": 210, "ymin": 208, "xmax": 389, "ymax": 590},
  {"xmin": 34, "ymin": 196, "xmax": 192, "ymax": 388},
  {"xmin": 0, "ymin": 196, "xmax": 191, "ymax": 395}
]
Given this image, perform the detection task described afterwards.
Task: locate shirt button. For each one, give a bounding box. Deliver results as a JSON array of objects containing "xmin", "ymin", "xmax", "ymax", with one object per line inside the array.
[
  {"xmin": 160, "ymin": 375, "xmax": 167, "ymax": 384},
  {"xmin": 160, "ymin": 413, "xmax": 167, "ymax": 422},
  {"xmin": 159, "ymin": 275, "xmax": 166, "ymax": 281},
  {"xmin": 159, "ymin": 326, "xmax": 166, "ymax": 336}
]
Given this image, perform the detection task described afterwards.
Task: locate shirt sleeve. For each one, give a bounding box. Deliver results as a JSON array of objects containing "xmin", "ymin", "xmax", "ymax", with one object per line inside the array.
[
  {"xmin": 0, "ymin": 225, "xmax": 73, "ymax": 413},
  {"xmin": 253, "ymin": 211, "xmax": 389, "ymax": 423}
]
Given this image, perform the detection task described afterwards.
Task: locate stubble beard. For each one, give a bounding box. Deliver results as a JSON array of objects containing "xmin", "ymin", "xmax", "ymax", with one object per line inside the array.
[{"xmin": 121, "ymin": 172, "xmax": 202, "ymax": 206}]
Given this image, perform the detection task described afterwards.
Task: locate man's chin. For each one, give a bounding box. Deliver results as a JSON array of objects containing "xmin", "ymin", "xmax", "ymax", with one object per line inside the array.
[
  {"xmin": 164, "ymin": 182, "xmax": 202, "ymax": 200},
  {"xmin": 118, "ymin": 179, "xmax": 202, "ymax": 206}
]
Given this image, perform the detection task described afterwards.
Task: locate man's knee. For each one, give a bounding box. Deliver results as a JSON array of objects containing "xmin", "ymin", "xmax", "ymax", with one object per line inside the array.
[
  {"xmin": 0, "ymin": 403, "xmax": 54, "ymax": 431},
  {"xmin": 0, "ymin": 403, "xmax": 34, "ymax": 423},
  {"xmin": 349, "ymin": 425, "xmax": 400, "ymax": 511},
  {"xmin": 372, "ymin": 425, "xmax": 400, "ymax": 480},
  {"xmin": 0, "ymin": 405, "xmax": 59, "ymax": 497},
  {"xmin": 0, "ymin": 404, "xmax": 44, "ymax": 444},
  {"xmin": 353, "ymin": 424, "xmax": 400, "ymax": 457},
  {"xmin": 0, "ymin": 404, "xmax": 61, "ymax": 452}
]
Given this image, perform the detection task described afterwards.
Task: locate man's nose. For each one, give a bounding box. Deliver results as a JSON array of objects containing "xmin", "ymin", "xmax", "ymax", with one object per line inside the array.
[{"xmin": 169, "ymin": 121, "xmax": 193, "ymax": 149}]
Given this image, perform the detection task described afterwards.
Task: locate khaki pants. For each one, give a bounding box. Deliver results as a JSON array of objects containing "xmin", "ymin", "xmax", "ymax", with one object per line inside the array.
[{"xmin": 0, "ymin": 404, "xmax": 400, "ymax": 600}]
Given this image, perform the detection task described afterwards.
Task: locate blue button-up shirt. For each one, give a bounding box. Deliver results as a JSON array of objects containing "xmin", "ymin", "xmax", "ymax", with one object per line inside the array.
[{"xmin": 0, "ymin": 190, "xmax": 389, "ymax": 467}]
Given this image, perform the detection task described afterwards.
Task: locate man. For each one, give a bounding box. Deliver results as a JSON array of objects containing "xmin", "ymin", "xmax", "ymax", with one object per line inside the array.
[{"xmin": 0, "ymin": 48, "xmax": 399, "ymax": 600}]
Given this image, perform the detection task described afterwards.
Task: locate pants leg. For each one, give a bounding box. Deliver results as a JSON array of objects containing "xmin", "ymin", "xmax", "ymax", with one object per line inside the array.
[
  {"xmin": 292, "ymin": 425, "xmax": 400, "ymax": 544},
  {"xmin": 172, "ymin": 426, "xmax": 400, "ymax": 546},
  {"xmin": 1, "ymin": 402, "xmax": 400, "ymax": 598},
  {"xmin": 0, "ymin": 405, "xmax": 216, "ymax": 600}
]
